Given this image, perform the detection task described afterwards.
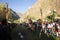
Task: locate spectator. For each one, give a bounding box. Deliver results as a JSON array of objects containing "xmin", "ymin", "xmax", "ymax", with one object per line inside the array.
[{"xmin": 36, "ymin": 19, "xmax": 42, "ymax": 32}]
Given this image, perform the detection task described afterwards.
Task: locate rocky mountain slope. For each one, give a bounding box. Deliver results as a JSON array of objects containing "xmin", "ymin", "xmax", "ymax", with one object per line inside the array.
[{"xmin": 20, "ymin": 0, "xmax": 60, "ymax": 22}]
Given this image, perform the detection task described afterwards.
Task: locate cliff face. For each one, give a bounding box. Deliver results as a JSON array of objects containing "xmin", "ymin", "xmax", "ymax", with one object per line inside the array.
[{"xmin": 20, "ymin": 0, "xmax": 60, "ymax": 22}]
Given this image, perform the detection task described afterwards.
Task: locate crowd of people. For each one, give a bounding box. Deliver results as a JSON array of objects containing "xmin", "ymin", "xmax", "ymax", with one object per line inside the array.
[
  {"xmin": 24, "ymin": 19, "xmax": 60, "ymax": 37},
  {"xmin": 0, "ymin": 18, "xmax": 60, "ymax": 40}
]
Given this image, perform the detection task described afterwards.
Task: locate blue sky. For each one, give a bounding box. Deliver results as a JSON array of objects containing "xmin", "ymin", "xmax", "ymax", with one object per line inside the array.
[{"xmin": 0, "ymin": 0, "xmax": 37, "ymax": 13}]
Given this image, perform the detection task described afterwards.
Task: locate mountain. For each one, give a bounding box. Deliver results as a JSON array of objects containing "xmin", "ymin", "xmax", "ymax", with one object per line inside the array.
[
  {"xmin": 20, "ymin": 0, "xmax": 60, "ymax": 22},
  {"xmin": 17, "ymin": 13, "xmax": 23, "ymax": 17},
  {"xmin": 9, "ymin": 9, "xmax": 20, "ymax": 20}
]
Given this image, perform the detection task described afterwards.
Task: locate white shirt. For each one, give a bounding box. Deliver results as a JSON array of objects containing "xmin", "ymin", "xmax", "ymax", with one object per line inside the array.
[
  {"xmin": 47, "ymin": 24, "xmax": 53, "ymax": 28},
  {"xmin": 42, "ymin": 25, "xmax": 45, "ymax": 29}
]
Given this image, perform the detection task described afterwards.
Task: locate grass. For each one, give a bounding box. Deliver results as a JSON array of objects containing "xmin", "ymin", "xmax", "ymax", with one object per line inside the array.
[{"xmin": 11, "ymin": 25, "xmax": 60, "ymax": 40}]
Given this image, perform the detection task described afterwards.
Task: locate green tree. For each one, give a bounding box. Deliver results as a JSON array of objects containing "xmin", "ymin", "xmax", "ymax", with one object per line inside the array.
[
  {"xmin": 47, "ymin": 11, "xmax": 56, "ymax": 22},
  {"xmin": 0, "ymin": 3, "xmax": 17, "ymax": 23}
]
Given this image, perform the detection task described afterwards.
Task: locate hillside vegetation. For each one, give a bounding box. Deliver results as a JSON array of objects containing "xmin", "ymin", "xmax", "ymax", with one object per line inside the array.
[{"xmin": 0, "ymin": 3, "xmax": 20, "ymax": 22}]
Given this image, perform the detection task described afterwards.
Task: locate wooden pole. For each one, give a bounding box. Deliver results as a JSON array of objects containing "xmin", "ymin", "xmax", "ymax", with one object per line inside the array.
[
  {"xmin": 40, "ymin": 8, "xmax": 42, "ymax": 19},
  {"xmin": 40, "ymin": 8, "xmax": 43, "ymax": 28},
  {"xmin": 5, "ymin": 2, "xmax": 8, "ymax": 24}
]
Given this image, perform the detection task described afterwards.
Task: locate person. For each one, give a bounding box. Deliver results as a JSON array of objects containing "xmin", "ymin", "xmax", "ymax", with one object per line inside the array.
[
  {"xmin": 54, "ymin": 23, "xmax": 59, "ymax": 36},
  {"xmin": 47, "ymin": 22, "xmax": 53, "ymax": 34},
  {"xmin": 42, "ymin": 22, "xmax": 47, "ymax": 34},
  {"xmin": 27, "ymin": 19, "xmax": 34, "ymax": 31},
  {"xmin": 0, "ymin": 19, "xmax": 11, "ymax": 40},
  {"xmin": 58, "ymin": 23, "xmax": 60, "ymax": 35},
  {"xmin": 56, "ymin": 23, "xmax": 60, "ymax": 36},
  {"xmin": 36, "ymin": 19, "xmax": 42, "ymax": 32}
]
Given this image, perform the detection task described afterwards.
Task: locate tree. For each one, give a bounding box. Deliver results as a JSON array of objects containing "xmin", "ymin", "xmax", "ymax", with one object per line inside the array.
[
  {"xmin": 0, "ymin": 3, "xmax": 5, "ymax": 20},
  {"xmin": 47, "ymin": 11, "xmax": 56, "ymax": 22},
  {"xmin": 0, "ymin": 3, "xmax": 18, "ymax": 23}
]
